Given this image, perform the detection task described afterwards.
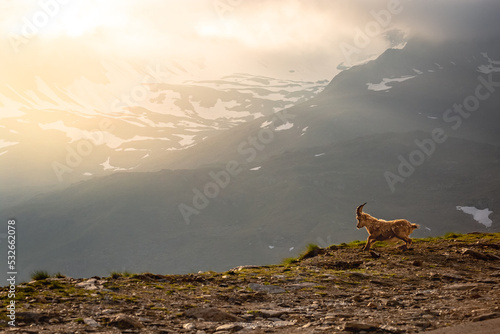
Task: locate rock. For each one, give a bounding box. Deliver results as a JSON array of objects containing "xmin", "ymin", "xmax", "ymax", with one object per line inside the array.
[
  {"xmin": 413, "ymin": 260, "xmax": 423, "ymax": 266},
  {"xmin": 472, "ymin": 313, "xmax": 500, "ymax": 322},
  {"xmin": 16, "ymin": 312, "xmax": 49, "ymax": 323},
  {"xmin": 185, "ymin": 307, "xmax": 243, "ymax": 322},
  {"xmin": 183, "ymin": 322, "xmax": 197, "ymax": 330},
  {"xmin": 75, "ymin": 278, "xmax": 104, "ymax": 290},
  {"xmin": 462, "ymin": 248, "xmax": 499, "ymax": 261},
  {"xmin": 343, "ymin": 322, "xmax": 379, "ymax": 331},
  {"xmin": 415, "ymin": 321, "xmax": 432, "ymax": 329},
  {"xmin": 215, "ymin": 323, "xmax": 243, "ymax": 332},
  {"xmin": 248, "ymin": 283, "xmax": 285, "ymax": 294},
  {"xmin": 444, "ymin": 283, "xmax": 478, "ymax": 290},
  {"xmin": 442, "ymin": 274, "xmax": 466, "ymax": 281},
  {"xmin": 385, "ymin": 299, "xmax": 403, "ymax": 307},
  {"xmin": 83, "ymin": 318, "xmax": 99, "ymax": 327},
  {"xmin": 348, "ymin": 272, "xmax": 370, "ymax": 279},
  {"xmin": 367, "ymin": 301, "xmax": 382, "ymax": 310},
  {"xmin": 370, "ymin": 250, "xmax": 381, "ymax": 258},
  {"xmin": 109, "ymin": 313, "xmax": 143, "ymax": 329},
  {"xmin": 287, "ymin": 282, "xmax": 316, "ymax": 289},
  {"xmin": 231, "ymin": 265, "xmax": 269, "ymax": 271},
  {"xmin": 370, "ymin": 279, "xmax": 394, "ymax": 286},
  {"xmin": 259, "ymin": 309, "xmax": 287, "ymax": 318}
]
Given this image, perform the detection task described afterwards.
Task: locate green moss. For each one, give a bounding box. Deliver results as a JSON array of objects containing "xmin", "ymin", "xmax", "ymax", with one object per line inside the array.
[
  {"xmin": 282, "ymin": 257, "xmax": 299, "ymax": 265},
  {"xmin": 48, "ymin": 281, "xmax": 65, "ymax": 290},
  {"xmin": 342, "ymin": 240, "xmax": 366, "ymax": 248},
  {"xmin": 150, "ymin": 306, "xmax": 170, "ymax": 311},
  {"xmin": 444, "ymin": 232, "xmax": 461, "ymax": 239}
]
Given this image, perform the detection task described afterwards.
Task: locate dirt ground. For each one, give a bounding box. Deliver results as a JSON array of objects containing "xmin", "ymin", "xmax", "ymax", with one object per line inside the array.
[{"xmin": 1, "ymin": 233, "xmax": 499, "ymax": 333}]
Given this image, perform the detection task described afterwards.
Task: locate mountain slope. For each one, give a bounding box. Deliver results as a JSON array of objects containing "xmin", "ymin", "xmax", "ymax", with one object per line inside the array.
[{"xmin": 3, "ymin": 132, "xmax": 499, "ymax": 282}]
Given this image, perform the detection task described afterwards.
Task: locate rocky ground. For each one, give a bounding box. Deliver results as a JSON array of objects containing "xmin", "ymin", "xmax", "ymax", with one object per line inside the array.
[{"xmin": 1, "ymin": 233, "xmax": 500, "ymax": 334}]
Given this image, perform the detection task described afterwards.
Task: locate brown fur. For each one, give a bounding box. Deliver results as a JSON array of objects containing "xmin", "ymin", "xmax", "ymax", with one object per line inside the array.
[{"xmin": 356, "ymin": 203, "xmax": 419, "ymax": 251}]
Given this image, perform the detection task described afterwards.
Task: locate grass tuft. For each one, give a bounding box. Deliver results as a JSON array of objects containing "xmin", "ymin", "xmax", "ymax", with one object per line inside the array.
[
  {"xmin": 298, "ymin": 243, "xmax": 322, "ymax": 260},
  {"xmin": 110, "ymin": 271, "xmax": 133, "ymax": 279},
  {"xmin": 31, "ymin": 270, "xmax": 51, "ymax": 281}
]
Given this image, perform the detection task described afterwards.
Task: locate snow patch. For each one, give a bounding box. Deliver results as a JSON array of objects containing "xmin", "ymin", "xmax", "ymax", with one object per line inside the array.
[
  {"xmin": 477, "ymin": 52, "xmax": 500, "ymax": 74},
  {"xmin": 367, "ymin": 76, "xmax": 416, "ymax": 91},
  {"xmin": 275, "ymin": 122, "xmax": 293, "ymax": 131},
  {"xmin": 100, "ymin": 157, "xmax": 129, "ymax": 171},
  {"xmin": 314, "ymin": 153, "xmax": 325, "ymax": 157},
  {"xmin": 260, "ymin": 120, "xmax": 273, "ymax": 128},
  {"xmin": 0, "ymin": 140, "xmax": 18, "ymax": 149},
  {"xmin": 250, "ymin": 166, "xmax": 261, "ymax": 171},
  {"xmin": 190, "ymin": 99, "xmax": 248, "ymax": 120},
  {"xmin": 456, "ymin": 206, "xmax": 493, "ymax": 228},
  {"xmin": 173, "ymin": 134, "xmax": 196, "ymax": 147}
]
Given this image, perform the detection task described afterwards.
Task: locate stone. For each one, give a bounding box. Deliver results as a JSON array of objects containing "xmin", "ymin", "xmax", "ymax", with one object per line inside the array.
[
  {"xmin": 183, "ymin": 322, "xmax": 196, "ymax": 330},
  {"xmin": 287, "ymin": 282, "xmax": 316, "ymax": 289},
  {"xmin": 259, "ymin": 309, "xmax": 287, "ymax": 318},
  {"xmin": 343, "ymin": 322, "xmax": 379, "ymax": 331},
  {"xmin": 185, "ymin": 307, "xmax": 243, "ymax": 322},
  {"xmin": 462, "ymin": 248, "xmax": 499, "ymax": 261},
  {"xmin": 349, "ymin": 272, "xmax": 371, "ymax": 279},
  {"xmin": 16, "ymin": 312, "xmax": 49, "ymax": 324},
  {"xmin": 248, "ymin": 283, "xmax": 285, "ymax": 294},
  {"xmin": 215, "ymin": 323, "xmax": 243, "ymax": 332},
  {"xmin": 413, "ymin": 260, "xmax": 423, "ymax": 266},
  {"xmin": 444, "ymin": 283, "xmax": 478, "ymax": 290},
  {"xmin": 83, "ymin": 318, "xmax": 99, "ymax": 327},
  {"xmin": 109, "ymin": 313, "xmax": 143, "ymax": 329},
  {"xmin": 472, "ymin": 313, "xmax": 500, "ymax": 322},
  {"xmin": 75, "ymin": 278, "xmax": 101, "ymax": 290}
]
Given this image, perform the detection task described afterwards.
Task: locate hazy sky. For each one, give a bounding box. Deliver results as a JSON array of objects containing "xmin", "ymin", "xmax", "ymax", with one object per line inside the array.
[{"xmin": 1, "ymin": 0, "xmax": 500, "ymax": 87}]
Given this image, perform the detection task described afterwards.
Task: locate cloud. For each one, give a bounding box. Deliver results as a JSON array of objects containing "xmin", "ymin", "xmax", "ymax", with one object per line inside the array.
[
  {"xmin": 0, "ymin": 0, "xmax": 499, "ymax": 85},
  {"xmin": 399, "ymin": 0, "xmax": 500, "ymax": 42}
]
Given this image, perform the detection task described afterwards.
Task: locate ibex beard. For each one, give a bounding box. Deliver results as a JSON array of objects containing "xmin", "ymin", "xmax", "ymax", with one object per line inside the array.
[{"xmin": 356, "ymin": 203, "xmax": 419, "ymax": 251}]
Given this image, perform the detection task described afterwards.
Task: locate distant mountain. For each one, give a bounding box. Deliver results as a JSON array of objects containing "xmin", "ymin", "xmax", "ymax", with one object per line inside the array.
[
  {"xmin": 2, "ymin": 37, "xmax": 499, "ymax": 282},
  {"xmin": 140, "ymin": 38, "xmax": 500, "ymax": 172},
  {"xmin": 0, "ymin": 69, "xmax": 327, "ymax": 208}
]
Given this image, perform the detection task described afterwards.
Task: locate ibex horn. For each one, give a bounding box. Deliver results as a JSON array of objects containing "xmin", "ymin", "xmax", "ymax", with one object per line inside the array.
[{"xmin": 356, "ymin": 202, "xmax": 367, "ymax": 216}]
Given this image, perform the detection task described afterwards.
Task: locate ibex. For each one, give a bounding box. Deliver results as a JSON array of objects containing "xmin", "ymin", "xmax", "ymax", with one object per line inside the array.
[{"xmin": 356, "ymin": 203, "xmax": 419, "ymax": 251}]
